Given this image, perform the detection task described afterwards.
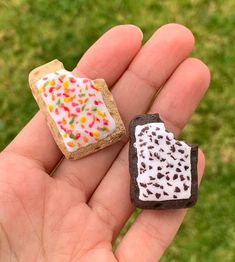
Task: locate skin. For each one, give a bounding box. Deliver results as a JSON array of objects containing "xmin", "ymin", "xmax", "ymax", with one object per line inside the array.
[{"xmin": 0, "ymin": 24, "xmax": 210, "ymax": 262}]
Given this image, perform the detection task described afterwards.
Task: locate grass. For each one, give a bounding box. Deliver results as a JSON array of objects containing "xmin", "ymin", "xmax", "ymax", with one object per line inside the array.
[{"xmin": 0, "ymin": 0, "xmax": 235, "ymax": 261}]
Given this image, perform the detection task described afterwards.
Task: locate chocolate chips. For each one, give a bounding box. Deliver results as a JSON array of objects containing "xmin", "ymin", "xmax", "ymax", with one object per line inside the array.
[
  {"xmin": 140, "ymin": 182, "xmax": 147, "ymax": 188},
  {"xmin": 129, "ymin": 113, "xmax": 198, "ymax": 210},
  {"xmin": 156, "ymin": 193, "xmax": 161, "ymax": 199},
  {"xmin": 157, "ymin": 173, "xmax": 164, "ymax": 179},
  {"xmin": 147, "ymin": 189, "xmax": 153, "ymax": 195},
  {"xmin": 175, "ymin": 187, "xmax": 181, "ymax": 193},
  {"xmin": 170, "ymin": 145, "xmax": 176, "ymax": 153}
]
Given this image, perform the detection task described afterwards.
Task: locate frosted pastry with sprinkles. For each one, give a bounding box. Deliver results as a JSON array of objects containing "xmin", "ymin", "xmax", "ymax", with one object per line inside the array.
[
  {"xmin": 29, "ymin": 59, "xmax": 125, "ymax": 160},
  {"xmin": 129, "ymin": 114, "xmax": 198, "ymax": 209}
]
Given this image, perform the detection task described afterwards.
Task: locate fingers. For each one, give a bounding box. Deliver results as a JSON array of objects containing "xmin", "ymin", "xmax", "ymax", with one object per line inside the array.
[
  {"xmin": 88, "ymin": 57, "xmax": 210, "ymax": 239},
  {"xmin": 72, "ymin": 24, "xmax": 143, "ymax": 86},
  {"xmin": 115, "ymin": 151, "xmax": 205, "ymax": 262},
  {"xmin": 111, "ymin": 23, "xmax": 195, "ymax": 125},
  {"xmin": 5, "ymin": 25, "xmax": 142, "ymax": 173},
  {"xmin": 54, "ymin": 24, "xmax": 195, "ymax": 200},
  {"xmin": 151, "ymin": 57, "xmax": 210, "ymax": 136}
]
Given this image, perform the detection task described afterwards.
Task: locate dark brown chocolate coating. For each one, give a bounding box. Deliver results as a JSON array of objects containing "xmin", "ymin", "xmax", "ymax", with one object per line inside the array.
[{"xmin": 129, "ymin": 114, "xmax": 198, "ymax": 210}]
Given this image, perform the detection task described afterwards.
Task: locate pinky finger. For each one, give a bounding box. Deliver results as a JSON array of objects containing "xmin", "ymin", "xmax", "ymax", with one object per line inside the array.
[{"xmin": 115, "ymin": 150, "xmax": 205, "ymax": 262}]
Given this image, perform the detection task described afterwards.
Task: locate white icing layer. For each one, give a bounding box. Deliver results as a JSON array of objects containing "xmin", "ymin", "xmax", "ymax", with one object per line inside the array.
[
  {"xmin": 135, "ymin": 123, "xmax": 191, "ymax": 201},
  {"xmin": 36, "ymin": 69, "xmax": 116, "ymax": 152}
]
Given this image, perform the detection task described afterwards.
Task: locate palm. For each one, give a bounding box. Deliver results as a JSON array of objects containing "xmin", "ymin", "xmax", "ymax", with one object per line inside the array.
[
  {"xmin": 0, "ymin": 24, "xmax": 209, "ymax": 262},
  {"xmin": 0, "ymin": 152, "xmax": 115, "ymax": 261}
]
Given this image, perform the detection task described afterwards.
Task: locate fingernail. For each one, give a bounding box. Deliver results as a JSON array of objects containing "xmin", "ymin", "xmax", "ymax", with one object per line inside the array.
[{"xmin": 127, "ymin": 24, "xmax": 143, "ymax": 41}]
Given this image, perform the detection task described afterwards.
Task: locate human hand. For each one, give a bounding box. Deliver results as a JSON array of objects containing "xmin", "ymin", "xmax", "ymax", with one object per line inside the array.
[{"xmin": 0, "ymin": 24, "xmax": 210, "ymax": 262}]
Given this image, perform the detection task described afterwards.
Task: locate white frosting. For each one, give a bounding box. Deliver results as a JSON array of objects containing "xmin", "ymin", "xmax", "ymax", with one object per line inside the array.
[
  {"xmin": 36, "ymin": 69, "xmax": 116, "ymax": 152},
  {"xmin": 135, "ymin": 123, "xmax": 191, "ymax": 201}
]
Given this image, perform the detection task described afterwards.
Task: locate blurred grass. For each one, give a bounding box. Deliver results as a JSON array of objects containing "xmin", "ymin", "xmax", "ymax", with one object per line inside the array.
[{"xmin": 0, "ymin": 0, "xmax": 235, "ymax": 261}]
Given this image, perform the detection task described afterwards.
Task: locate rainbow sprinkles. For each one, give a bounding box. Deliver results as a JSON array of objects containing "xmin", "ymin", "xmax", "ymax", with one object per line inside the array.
[{"xmin": 36, "ymin": 69, "xmax": 116, "ymax": 152}]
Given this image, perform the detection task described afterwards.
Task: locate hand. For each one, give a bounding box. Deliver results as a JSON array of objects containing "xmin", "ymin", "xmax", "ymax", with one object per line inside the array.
[{"xmin": 0, "ymin": 24, "xmax": 210, "ymax": 262}]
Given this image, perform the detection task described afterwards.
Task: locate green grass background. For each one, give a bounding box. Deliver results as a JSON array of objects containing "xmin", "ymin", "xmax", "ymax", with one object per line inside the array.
[{"xmin": 0, "ymin": 0, "xmax": 235, "ymax": 261}]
